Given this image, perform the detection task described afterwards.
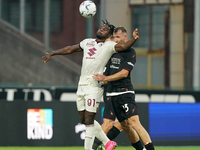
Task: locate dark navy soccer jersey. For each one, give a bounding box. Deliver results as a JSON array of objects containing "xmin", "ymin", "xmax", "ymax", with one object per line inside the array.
[{"xmin": 104, "ymin": 47, "xmax": 136, "ymax": 91}]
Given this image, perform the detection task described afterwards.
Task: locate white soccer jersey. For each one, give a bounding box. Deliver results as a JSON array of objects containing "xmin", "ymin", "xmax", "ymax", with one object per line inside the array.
[{"xmin": 79, "ymin": 38, "xmax": 117, "ymax": 86}]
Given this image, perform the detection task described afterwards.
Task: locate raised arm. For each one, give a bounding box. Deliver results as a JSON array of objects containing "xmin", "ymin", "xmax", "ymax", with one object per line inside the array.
[
  {"xmin": 115, "ymin": 28, "xmax": 139, "ymax": 52},
  {"xmin": 42, "ymin": 44, "xmax": 82, "ymax": 63}
]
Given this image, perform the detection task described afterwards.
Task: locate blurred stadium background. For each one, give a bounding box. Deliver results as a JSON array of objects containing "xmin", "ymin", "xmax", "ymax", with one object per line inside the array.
[{"xmin": 0, "ymin": 0, "xmax": 200, "ymax": 149}]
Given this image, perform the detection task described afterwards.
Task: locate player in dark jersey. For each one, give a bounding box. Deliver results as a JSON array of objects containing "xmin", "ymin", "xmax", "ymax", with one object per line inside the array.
[
  {"xmin": 93, "ymin": 27, "xmax": 155, "ymax": 150},
  {"xmin": 93, "ymin": 27, "xmax": 143, "ymax": 150}
]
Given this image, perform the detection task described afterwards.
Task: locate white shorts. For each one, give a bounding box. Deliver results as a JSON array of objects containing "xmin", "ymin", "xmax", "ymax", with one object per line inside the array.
[{"xmin": 76, "ymin": 84, "xmax": 103, "ymax": 113}]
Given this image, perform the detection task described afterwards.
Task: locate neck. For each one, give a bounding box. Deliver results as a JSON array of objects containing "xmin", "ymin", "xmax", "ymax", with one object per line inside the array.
[{"xmin": 95, "ymin": 38, "xmax": 106, "ymax": 43}]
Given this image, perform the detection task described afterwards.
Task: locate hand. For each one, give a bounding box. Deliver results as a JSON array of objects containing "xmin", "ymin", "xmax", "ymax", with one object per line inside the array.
[
  {"xmin": 133, "ymin": 28, "xmax": 139, "ymax": 40},
  {"xmin": 92, "ymin": 74, "xmax": 104, "ymax": 81},
  {"xmin": 42, "ymin": 52, "xmax": 52, "ymax": 63}
]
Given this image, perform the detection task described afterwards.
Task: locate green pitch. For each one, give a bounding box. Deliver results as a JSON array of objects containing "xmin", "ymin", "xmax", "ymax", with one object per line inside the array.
[{"xmin": 1, "ymin": 147, "xmax": 200, "ymax": 150}]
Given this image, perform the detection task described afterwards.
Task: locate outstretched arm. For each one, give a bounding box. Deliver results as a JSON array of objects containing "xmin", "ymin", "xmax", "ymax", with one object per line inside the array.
[
  {"xmin": 115, "ymin": 28, "xmax": 139, "ymax": 52},
  {"xmin": 93, "ymin": 69, "xmax": 129, "ymax": 84},
  {"xmin": 42, "ymin": 44, "xmax": 82, "ymax": 63}
]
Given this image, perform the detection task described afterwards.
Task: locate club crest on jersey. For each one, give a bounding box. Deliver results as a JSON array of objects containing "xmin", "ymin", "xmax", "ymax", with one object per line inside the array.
[{"xmin": 86, "ymin": 41, "xmax": 95, "ymax": 47}]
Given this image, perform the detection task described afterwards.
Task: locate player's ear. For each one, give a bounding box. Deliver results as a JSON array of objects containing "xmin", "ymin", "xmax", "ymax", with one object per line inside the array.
[
  {"xmin": 124, "ymin": 34, "xmax": 127, "ymax": 39},
  {"xmin": 124, "ymin": 34, "xmax": 128, "ymax": 40}
]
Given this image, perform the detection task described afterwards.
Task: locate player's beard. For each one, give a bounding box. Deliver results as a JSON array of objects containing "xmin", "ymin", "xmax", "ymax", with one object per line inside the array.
[{"xmin": 96, "ymin": 33, "xmax": 108, "ymax": 40}]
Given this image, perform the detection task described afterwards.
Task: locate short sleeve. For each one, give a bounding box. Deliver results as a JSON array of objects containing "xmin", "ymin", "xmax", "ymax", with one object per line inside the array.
[
  {"xmin": 121, "ymin": 49, "xmax": 136, "ymax": 71},
  {"xmin": 106, "ymin": 41, "xmax": 117, "ymax": 54},
  {"xmin": 79, "ymin": 39, "xmax": 86, "ymax": 50}
]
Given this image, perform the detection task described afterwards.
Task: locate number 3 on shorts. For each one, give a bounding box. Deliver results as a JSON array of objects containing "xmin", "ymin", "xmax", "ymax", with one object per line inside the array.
[{"xmin": 122, "ymin": 103, "xmax": 129, "ymax": 112}]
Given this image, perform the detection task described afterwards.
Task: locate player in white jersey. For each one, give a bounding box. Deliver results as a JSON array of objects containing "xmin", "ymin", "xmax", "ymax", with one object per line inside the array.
[
  {"xmin": 77, "ymin": 38, "xmax": 117, "ymax": 113},
  {"xmin": 42, "ymin": 20, "xmax": 139, "ymax": 150}
]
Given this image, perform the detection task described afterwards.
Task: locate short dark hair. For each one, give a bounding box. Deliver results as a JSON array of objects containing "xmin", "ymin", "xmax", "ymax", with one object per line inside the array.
[
  {"xmin": 102, "ymin": 19, "xmax": 115, "ymax": 35},
  {"xmin": 114, "ymin": 26, "xmax": 127, "ymax": 34}
]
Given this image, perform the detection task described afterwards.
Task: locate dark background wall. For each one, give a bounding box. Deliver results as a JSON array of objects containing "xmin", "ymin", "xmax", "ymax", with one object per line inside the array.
[{"xmin": 0, "ymin": 21, "xmax": 81, "ymax": 85}]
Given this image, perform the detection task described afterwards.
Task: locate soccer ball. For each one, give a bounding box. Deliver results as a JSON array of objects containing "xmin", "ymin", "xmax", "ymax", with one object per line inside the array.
[{"xmin": 79, "ymin": 1, "xmax": 96, "ymax": 18}]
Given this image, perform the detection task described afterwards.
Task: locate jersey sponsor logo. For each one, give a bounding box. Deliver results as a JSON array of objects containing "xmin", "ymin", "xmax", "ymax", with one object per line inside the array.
[
  {"xmin": 86, "ymin": 41, "xmax": 95, "ymax": 47},
  {"xmin": 110, "ymin": 65, "xmax": 119, "ymax": 69},
  {"xmin": 27, "ymin": 109, "xmax": 53, "ymax": 140},
  {"xmin": 86, "ymin": 57, "xmax": 95, "ymax": 59},
  {"xmin": 127, "ymin": 62, "xmax": 134, "ymax": 67},
  {"xmin": 111, "ymin": 57, "xmax": 121, "ymax": 64},
  {"xmin": 87, "ymin": 48, "xmax": 97, "ymax": 56}
]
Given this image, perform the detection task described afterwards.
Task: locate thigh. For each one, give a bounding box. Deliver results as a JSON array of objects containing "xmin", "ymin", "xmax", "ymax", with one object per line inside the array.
[
  {"xmin": 112, "ymin": 93, "xmax": 138, "ymax": 122},
  {"xmin": 103, "ymin": 96, "xmax": 116, "ymax": 121},
  {"xmin": 85, "ymin": 87, "xmax": 103, "ymax": 113},
  {"xmin": 77, "ymin": 94, "xmax": 86, "ymax": 111},
  {"xmin": 76, "ymin": 86, "xmax": 86, "ymax": 111},
  {"xmin": 102, "ymin": 118, "xmax": 115, "ymax": 134},
  {"xmin": 77, "ymin": 85, "xmax": 103, "ymax": 113},
  {"xmin": 128, "ymin": 115, "xmax": 142, "ymax": 126}
]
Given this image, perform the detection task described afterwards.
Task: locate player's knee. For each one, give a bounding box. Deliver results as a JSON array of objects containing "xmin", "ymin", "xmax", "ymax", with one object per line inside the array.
[
  {"xmin": 84, "ymin": 111, "xmax": 96, "ymax": 125},
  {"xmin": 79, "ymin": 115, "xmax": 85, "ymax": 124},
  {"xmin": 122, "ymin": 125, "xmax": 131, "ymax": 133},
  {"xmin": 130, "ymin": 122, "xmax": 143, "ymax": 133},
  {"xmin": 84, "ymin": 116, "xmax": 94, "ymax": 125},
  {"xmin": 106, "ymin": 123, "xmax": 114, "ymax": 130},
  {"xmin": 121, "ymin": 122, "xmax": 130, "ymax": 132},
  {"xmin": 129, "ymin": 116, "xmax": 142, "ymax": 129},
  {"xmin": 103, "ymin": 120, "xmax": 114, "ymax": 130}
]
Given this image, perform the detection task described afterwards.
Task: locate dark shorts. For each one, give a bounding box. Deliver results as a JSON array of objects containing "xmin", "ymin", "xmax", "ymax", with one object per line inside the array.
[
  {"xmin": 111, "ymin": 92, "xmax": 138, "ymax": 122},
  {"xmin": 103, "ymin": 92, "xmax": 116, "ymax": 121}
]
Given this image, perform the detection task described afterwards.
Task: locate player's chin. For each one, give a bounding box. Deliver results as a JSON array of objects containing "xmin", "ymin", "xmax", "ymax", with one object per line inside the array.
[{"xmin": 96, "ymin": 33, "xmax": 105, "ymax": 39}]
